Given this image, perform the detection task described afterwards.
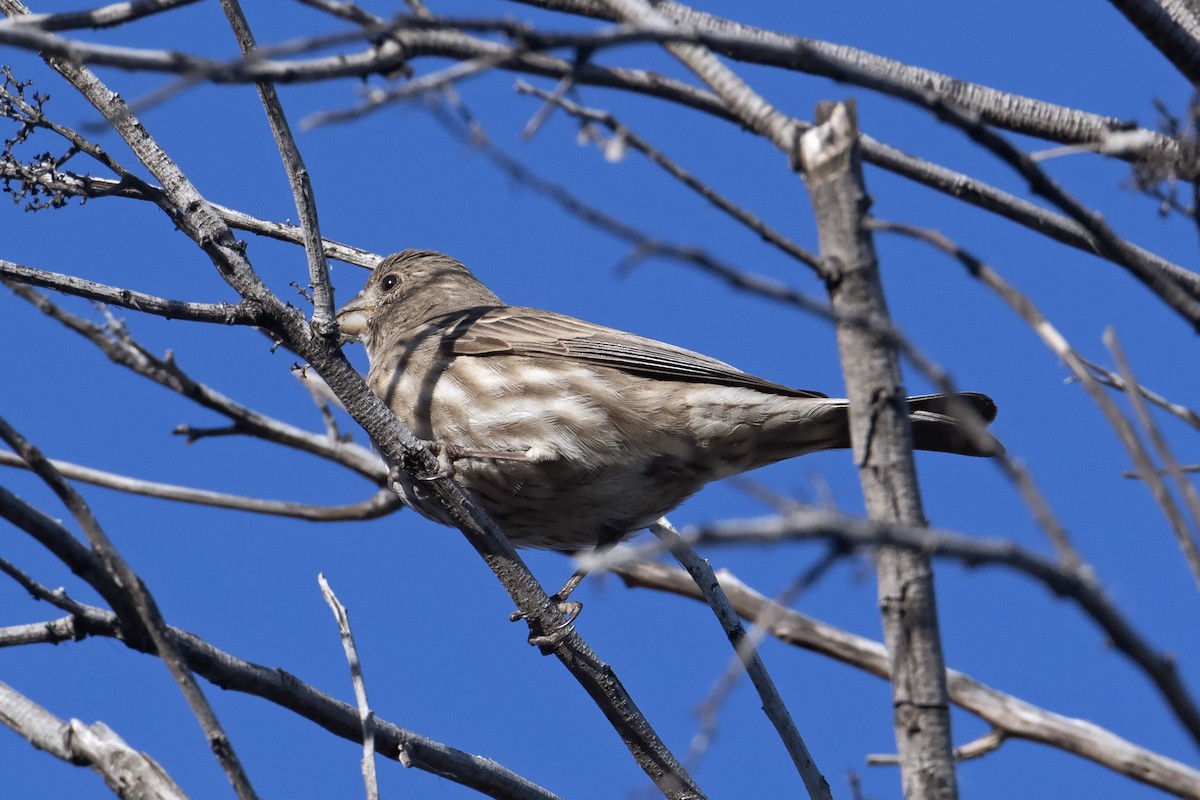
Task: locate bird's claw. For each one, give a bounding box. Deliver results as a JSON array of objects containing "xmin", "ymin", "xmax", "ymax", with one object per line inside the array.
[
  {"xmin": 512, "ymin": 597, "xmax": 581, "ymax": 650},
  {"xmin": 414, "ymin": 441, "xmax": 458, "ymax": 481}
]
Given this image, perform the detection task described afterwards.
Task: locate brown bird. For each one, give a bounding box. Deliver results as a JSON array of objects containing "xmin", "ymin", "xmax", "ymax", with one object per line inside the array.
[{"xmin": 336, "ymin": 250, "xmax": 998, "ymax": 554}]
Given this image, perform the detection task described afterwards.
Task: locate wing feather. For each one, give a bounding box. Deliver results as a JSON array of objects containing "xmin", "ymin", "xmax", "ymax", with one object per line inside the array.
[{"xmin": 441, "ymin": 307, "xmax": 826, "ymax": 399}]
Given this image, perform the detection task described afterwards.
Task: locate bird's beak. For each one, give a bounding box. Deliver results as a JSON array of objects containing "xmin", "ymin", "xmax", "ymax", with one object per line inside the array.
[{"xmin": 335, "ymin": 292, "xmax": 372, "ymax": 340}]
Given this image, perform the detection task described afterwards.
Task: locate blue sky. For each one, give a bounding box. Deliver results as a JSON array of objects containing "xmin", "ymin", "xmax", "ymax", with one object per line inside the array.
[{"xmin": 3, "ymin": 1, "xmax": 1199, "ymax": 798}]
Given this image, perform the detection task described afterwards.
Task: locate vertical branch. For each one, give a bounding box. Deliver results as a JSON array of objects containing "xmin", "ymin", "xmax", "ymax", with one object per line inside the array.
[
  {"xmin": 800, "ymin": 102, "xmax": 958, "ymax": 800},
  {"xmin": 218, "ymin": 0, "xmax": 336, "ymax": 333},
  {"xmin": 318, "ymin": 574, "xmax": 379, "ymax": 800}
]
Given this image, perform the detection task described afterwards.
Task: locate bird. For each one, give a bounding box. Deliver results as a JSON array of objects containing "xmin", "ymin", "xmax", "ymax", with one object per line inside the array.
[{"xmin": 336, "ymin": 249, "xmax": 999, "ymax": 559}]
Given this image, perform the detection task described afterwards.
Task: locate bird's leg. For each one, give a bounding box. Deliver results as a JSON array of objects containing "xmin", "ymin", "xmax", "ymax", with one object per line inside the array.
[
  {"xmin": 512, "ymin": 535, "xmax": 622, "ymax": 650},
  {"xmin": 416, "ymin": 441, "xmax": 540, "ymax": 481}
]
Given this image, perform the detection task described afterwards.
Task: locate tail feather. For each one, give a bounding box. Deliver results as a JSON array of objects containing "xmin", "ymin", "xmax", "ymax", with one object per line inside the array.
[
  {"xmin": 906, "ymin": 392, "xmax": 998, "ymax": 424},
  {"xmin": 906, "ymin": 392, "xmax": 1001, "ymax": 457},
  {"xmin": 808, "ymin": 391, "xmax": 1000, "ymax": 458}
]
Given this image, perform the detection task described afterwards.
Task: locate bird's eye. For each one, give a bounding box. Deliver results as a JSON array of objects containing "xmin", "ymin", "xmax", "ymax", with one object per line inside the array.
[{"xmin": 380, "ymin": 273, "xmax": 400, "ymax": 292}]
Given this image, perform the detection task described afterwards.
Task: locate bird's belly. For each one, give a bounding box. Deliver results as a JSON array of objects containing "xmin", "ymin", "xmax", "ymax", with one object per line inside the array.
[
  {"xmin": 377, "ymin": 357, "xmax": 822, "ymax": 550},
  {"xmin": 405, "ymin": 359, "xmax": 714, "ymax": 548}
]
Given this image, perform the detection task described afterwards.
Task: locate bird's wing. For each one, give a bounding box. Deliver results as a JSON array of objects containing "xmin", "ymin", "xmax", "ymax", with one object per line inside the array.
[{"xmin": 443, "ymin": 307, "xmax": 827, "ymax": 398}]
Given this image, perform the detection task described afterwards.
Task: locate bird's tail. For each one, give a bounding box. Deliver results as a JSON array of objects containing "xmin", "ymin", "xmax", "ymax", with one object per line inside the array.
[
  {"xmin": 816, "ymin": 391, "xmax": 1001, "ymax": 457},
  {"xmin": 906, "ymin": 392, "xmax": 1001, "ymax": 457}
]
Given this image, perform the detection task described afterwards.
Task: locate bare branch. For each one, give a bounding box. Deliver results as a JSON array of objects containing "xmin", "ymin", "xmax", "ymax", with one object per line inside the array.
[
  {"xmin": 0, "ymin": 449, "xmax": 400, "ymax": 520},
  {"xmin": 1, "ymin": 260, "xmax": 265, "ymax": 324},
  {"xmin": 11, "ymin": 0, "xmax": 1177, "ymax": 302},
  {"xmin": 651, "ymin": 519, "xmax": 831, "ymax": 800},
  {"xmin": 8, "ymin": 282, "xmax": 387, "ymax": 480},
  {"xmin": 617, "ymin": 563, "xmax": 1200, "ymax": 800},
  {"xmin": 0, "ymin": 618, "xmax": 80, "ymax": 648},
  {"xmin": 670, "ymin": 507, "xmax": 1200, "ymax": 748},
  {"xmin": 12, "ymin": 0, "xmax": 200, "ymax": 31},
  {"xmin": 681, "ymin": 545, "xmax": 841, "ymax": 774},
  {"xmin": 303, "ymin": 55, "xmax": 506, "ymax": 129},
  {"xmin": 868, "ymin": 219, "xmax": 1092, "ymax": 566},
  {"xmin": 1077, "ymin": 352, "xmax": 1200, "ymax": 432},
  {"xmin": 513, "ymin": 80, "xmax": 822, "ymax": 273},
  {"xmin": 319, "ymin": 574, "xmax": 379, "ymax": 800},
  {"xmin": 0, "ymin": 415, "xmax": 260, "ymax": 800},
  {"xmin": 1105, "ymin": 328, "xmax": 1200, "ymax": 590},
  {"xmin": 801, "ymin": 101, "xmax": 957, "ymax": 798},
  {"xmin": 1107, "ymin": 0, "xmax": 1200, "ymax": 84},
  {"xmin": 513, "ymin": 0, "xmax": 1183, "ymax": 170},
  {"xmin": 425, "ymin": 95, "xmax": 833, "ymax": 315},
  {"xmin": 218, "ymin": 0, "xmax": 335, "ymax": 333},
  {"xmin": 0, "ymin": 555, "xmax": 563, "ymax": 800},
  {"xmin": 0, "ymin": 163, "xmax": 379, "ymax": 267},
  {"xmin": 0, "ymin": 680, "xmax": 189, "ymax": 800}
]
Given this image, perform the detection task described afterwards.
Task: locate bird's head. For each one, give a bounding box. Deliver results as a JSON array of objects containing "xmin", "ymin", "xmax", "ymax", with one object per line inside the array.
[{"xmin": 336, "ymin": 250, "xmax": 502, "ymax": 348}]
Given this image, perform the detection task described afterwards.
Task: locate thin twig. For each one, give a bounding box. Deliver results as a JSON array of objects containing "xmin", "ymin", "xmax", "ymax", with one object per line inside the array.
[
  {"xmin": 218, "ymin": 0, "xmax": 335, "ymax": 334},
  {"xmin": 9, "ymin": 0, "xmax": 200, "ymax": 31},
  {"xmin": 514, "ymin": 80, "xmax": 822, "ymax": 272},
  {"xmin": 868, "ymin": 218, "xmax": 1089, "ymax": 568},
  {"xmin": 0, "ymin": 450, "xmax": 399, "ymax": 520},
  {"xmin": 302, "ymin": 55, "xmax": 506, "ymax": 129},
  {"xmin": 1076, "ymin": 354, "xmax": 1200, "ymax": 432},
  {"xmin": 616, "ymin": 562, "xmax": 1200, "ymax": 800},
  {"xmin": 318, "ymin": 574, "xmax": 379, "ymax": 800},
  {"xmin": 1104, "ymin": 327, "xmax": 1200, "ymax": 591},
  {"xmin": 650, "ymin": 519, "xmax": 832, "ymax": 800},
  {"xmin": 425, "ymin": 96, "xmax": 834, "ymax": 316},
  {"xmin": 0, "ymin": 535, "xmax": 562, "ymax": 800},
  {"xmin": 0, "ymin": 163, "xmax": 378, "ymax": 267},
  {"xmin": 0, "ymin": 415, "xmax": 260, "ymax": 800},
  {"xmin": 685, "ymin": 545, "xmax": 841, "ymax": 773},
  {"xmin": 8, "ymin": 282, "xmax": 387, "ymax": 481}
]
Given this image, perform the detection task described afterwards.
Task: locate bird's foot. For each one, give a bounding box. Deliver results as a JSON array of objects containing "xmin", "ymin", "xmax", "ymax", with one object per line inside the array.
[{"xmin": 510, "ymin": 571, "xmax": 586, "ymax": 650}]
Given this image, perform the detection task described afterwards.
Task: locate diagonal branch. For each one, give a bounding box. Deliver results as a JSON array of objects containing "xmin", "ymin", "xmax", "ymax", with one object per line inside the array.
[
  {"xmin": 616, "ymin": 562, "xmax": 1200, "ymax": 800},
  {"xmin": 0, "ymin": 679, "xmax": 189, "ymax": 800},
  {"xmin": 8, "ymin": 282, "xmax": 387, "ymax": 481},
  {"xmin": 0, "ymin": 415, "xmax": 259, "ymax": 800},
  {"xmin": 651, "ymin": 519, "xmax": 831, "ymax": 800},
  {"xmin": 12, "ymin": 0, "xmax": 200, "ymax": 31},
  {"xmin": 1105, "ymin": 328, "xmax": 1200, "ymax": 590},
  {"xmin": 513, "ymin": 80, "xmax": 821, "ymax": 273},
  {"xmin": 1107, "ymin": 0, "xmax": 1200, "ymax": 84},
  {"xmin": 0, "ymin": 548, "xmax": 563, "ymax": 800}
]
